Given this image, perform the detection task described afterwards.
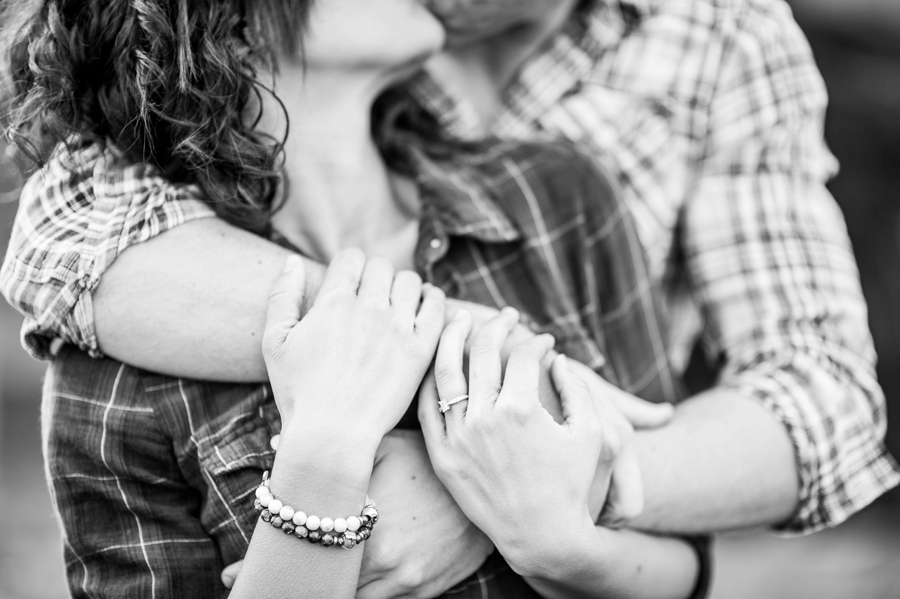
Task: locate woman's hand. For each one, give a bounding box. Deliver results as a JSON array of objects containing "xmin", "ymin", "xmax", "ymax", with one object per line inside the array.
[
  {"xmin": 418, "ymin": 308, "xmax": 631, "ymax": 573},
  {"xmin": 263, "ymin": 249, "xmax": 446, "ymax": 447}
]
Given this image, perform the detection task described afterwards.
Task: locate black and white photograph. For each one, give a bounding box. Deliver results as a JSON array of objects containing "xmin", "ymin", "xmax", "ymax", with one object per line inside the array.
[{"xmin": 1, "ymin": 0, "xmax": 899, "ymax": 597}]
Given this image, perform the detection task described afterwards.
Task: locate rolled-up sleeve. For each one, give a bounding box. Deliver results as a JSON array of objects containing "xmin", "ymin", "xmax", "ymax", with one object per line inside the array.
[
  {"xmin": 685, "ymin": 2, "xmax": 900, "ymax": 534},
  {"xmin": 0, "ymin": 142, "xmax": 215, "ymax": 360}
]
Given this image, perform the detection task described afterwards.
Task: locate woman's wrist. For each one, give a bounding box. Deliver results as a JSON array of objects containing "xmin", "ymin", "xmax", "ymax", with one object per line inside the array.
[
  {"xmin": 272, "ymin": 426, "xmax": 381, "ymax": 497},
  {"xmin": 279, "ymin": 405, "xmax": 385, "ymax": 458}
]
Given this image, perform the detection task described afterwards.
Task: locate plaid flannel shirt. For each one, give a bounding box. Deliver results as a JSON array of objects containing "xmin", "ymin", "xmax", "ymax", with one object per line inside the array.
[
  {"xmin": 1, "ymin": 0, "xmax": 897, "ymax": 539},
  {"xmin": 39, "ymin": 140, "xmax": 709, "ymax": 599},
  {"xmin": 409, "ymin": 0, "xmax": 900, "ymax": 534}
]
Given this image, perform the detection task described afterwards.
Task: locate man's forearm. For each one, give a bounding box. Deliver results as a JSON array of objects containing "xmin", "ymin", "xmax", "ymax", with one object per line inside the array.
[
  {"xmin": 93, "ymin": 218, "xmax": 493, "ymax": 382},
  {"xmin": 631, "ymin": 387, "xmax": 800, "ymax": 534},
  {"xmin": 94, "ymin": 219, "xmax": 326, "ymax": 382},
  {"xmin": 519, "ymin": 527, "xmax": 699, "ymax": 599}
]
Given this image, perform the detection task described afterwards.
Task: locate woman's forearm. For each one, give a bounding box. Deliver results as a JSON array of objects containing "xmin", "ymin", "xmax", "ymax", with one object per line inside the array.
[
  {"xmin": 94, "ymin": 218, "xmax": 325, "ymax": 381},
  {"xmin": 513, "ymin": 526, "xmax": 700, "ymax": 599},
  {"xmin": 230, "ymin": 430, "xmax": 378, "ymax": 598}
]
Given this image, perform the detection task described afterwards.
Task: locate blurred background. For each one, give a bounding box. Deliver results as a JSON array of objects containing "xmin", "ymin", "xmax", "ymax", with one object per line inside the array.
[{"xmin": 1, "ymin": 1, "xmax": 900, "ymax": 597}]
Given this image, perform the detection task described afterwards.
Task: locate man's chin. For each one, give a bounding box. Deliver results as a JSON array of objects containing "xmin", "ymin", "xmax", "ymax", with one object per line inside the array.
[
  {"xmin": 424, "ymin": 3, "xmax": 517, "ymax": 47},
  {"xmin": 441, "ymin": 24, "xmax": 516, "ymax": 48}
]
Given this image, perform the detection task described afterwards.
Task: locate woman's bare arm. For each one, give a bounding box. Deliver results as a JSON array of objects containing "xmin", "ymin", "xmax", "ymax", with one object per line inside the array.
[
  {"xmin": 94, "ymin": 218, "xmax": 325, "ymax": 381},
  {"xmin": 231, "ymin": 252, "xmax": 446, "ymax": 598}
]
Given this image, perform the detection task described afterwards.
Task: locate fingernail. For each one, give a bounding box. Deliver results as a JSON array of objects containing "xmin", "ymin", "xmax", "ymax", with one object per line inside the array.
[
  {"xmin": 501, "ymin": 306, "xmax": 519, "ymax": 320},
  {"xmin": 555, "ymin": 354, "xmax": 569, "ymax": 369},
  {"xmin": 283, "ymin": 255, "xmax": 301, "ymax": 273}
]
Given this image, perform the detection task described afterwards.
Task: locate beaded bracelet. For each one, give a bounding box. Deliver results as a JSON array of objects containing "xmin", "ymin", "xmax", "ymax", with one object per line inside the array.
[{"xmin": 253, "ymin": 471, "xmax": 379, "ymax": 549}]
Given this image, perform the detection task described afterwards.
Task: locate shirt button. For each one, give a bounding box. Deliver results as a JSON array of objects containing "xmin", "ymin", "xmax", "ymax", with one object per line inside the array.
[
  {"xmin": 429, "ymin": 238, "xmax": 442, "ymax": 250},
  {"xmin": 270, "ymin": 434, "xmax": 281, "ymax": 451}
]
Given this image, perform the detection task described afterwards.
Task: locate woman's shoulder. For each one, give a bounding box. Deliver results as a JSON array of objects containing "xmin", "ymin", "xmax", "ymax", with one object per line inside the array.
[{"xmin": 19, "ymin": 137, "xmax": 206, "ymax": 218}]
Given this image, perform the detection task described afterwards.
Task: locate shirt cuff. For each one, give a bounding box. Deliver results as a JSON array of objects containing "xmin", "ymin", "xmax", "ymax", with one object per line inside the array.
[
  {"xmin": 721, "ymin": 370, "xmax": 900, "ymax": 535},
  {"xmin": 18, "ymin": 198, "xmax": 217, "ymax": 362},
  {"xmin": 686, "ymin": 535, "xmax": 713, "ymax": 599}
]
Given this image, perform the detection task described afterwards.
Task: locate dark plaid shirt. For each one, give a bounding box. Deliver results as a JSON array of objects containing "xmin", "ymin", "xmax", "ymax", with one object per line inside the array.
[{"xmin": 40, "ymin": 140, "xmax": 708, "ymax": 598}]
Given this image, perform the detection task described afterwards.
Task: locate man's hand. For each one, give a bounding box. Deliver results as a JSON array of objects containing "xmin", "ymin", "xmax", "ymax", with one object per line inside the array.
[
  {"xmin": 564, "ymin": 360, "xmax": 674, "ymax": 527},
  {"xmin": 357, "ymin": 430, "xmax": 494, "ymax": 599}
]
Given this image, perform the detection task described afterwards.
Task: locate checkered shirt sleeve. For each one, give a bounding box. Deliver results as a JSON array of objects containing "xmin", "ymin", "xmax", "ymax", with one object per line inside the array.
[
  {"xmin": 685, "ymin": 4, "xmax": 900, "ymax": 533},
  {"xmin": 414, "ymin": 0, "xmax": 899, "ymax": 534},
  {"xmin": 0, "ymin": 142, "xmax": 215, "ymax": 360}
]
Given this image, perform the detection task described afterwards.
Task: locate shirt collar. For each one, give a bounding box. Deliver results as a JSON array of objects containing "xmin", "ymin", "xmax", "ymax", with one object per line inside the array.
[
  {"xmin": 412, "ymin": 0, "xmax": 651, "ymax": 139},
  {"xmin": 409, "ymin": 146, "xmax": 522, "ymax": 244}
]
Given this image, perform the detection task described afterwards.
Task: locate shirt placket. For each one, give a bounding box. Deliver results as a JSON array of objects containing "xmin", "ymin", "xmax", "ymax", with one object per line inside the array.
[{"xmin": 415, "ymin": 198, "xmax": 456, "ymax": 294}]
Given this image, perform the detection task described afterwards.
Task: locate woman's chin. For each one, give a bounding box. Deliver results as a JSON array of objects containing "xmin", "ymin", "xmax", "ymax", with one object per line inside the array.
[
  {"xmin": 303, "ymin": 0, "xmax": 446, "ymax": 74},
  {"xmin": 364, "ymin": 27, "xmax": 446, "ymax": 86},
  {"xmin": 372, "ymin": 8, "xmax": 447, "ymax": 68},
  {"xmin": 378, "ymin": 49, "xmax": 440, "ymax": 89},
  {"xmin": 393, "ymin": 21, "xmax": 447, "ymax": 65}
]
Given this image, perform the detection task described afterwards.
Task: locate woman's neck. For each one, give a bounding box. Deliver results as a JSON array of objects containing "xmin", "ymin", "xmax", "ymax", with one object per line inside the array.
[{"xmin": 263, "ymin": 65, "xmax": 418, "ymax": 263}]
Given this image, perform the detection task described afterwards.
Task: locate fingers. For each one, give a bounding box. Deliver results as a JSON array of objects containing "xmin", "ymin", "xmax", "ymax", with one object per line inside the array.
[
  {"xmin": 497, "ymin": 334, "xmax": 556, "ymax": 409},
  {"xmin": 598, "ymin": 445, "xmax": 645, "ymax": 528},
  {"xmin": 318, "ymin": 248, "xmax": 366, "ymax": 296},
  {"xmin": 414, "ymin": 283, "xmax": 447, "ymax": 343},
  {"xmin": 390, "ymin": 270, "xmax": 423, "ymax": 317},
  {"xmin": 418, "ymin": 370, "xmax": 448, "ymax": 455},
  {"xmin": 221, "ymin": 560, "xmax": 244, "ymax": 589},
  {"xmin": 608, "ymin": 387, "xmax": 674, "ymax": 429},
  {"xmin": 467, "ymin": 307, "xmax": 520, "ymax": 417},
  {"xmin": 551, "ymin": 354, "xmax": 596, "ymax": 432},
  {"xmin": 565, "ymin": 360, "xmax": 675, "ymax": 430},
  {"xmin": 358, "ymin": 255, "xmax": 394, "ymax": 302},
  {"xmin": 356, "ymin": 580, "xmax": 392, "ymax": 599},
  {"xmin": 445, "ymin": 299, "xmax": 501, "ymax": 328},
  {"xmin": 263, "ymin": 255, "xmax": 307, "ymax": 351},
  {"xmin": 434, "ymin": 310, "xmax": 473, "ymax": 429},
  {"xmin": 551, "ymin": 355, "xmax": 643, "ymax": 527}
]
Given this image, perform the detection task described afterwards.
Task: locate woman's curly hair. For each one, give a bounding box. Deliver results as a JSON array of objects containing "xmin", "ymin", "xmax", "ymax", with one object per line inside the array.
[{"xmin": 0, "ymin": 0, "xmax": 314, "ymax": 234}]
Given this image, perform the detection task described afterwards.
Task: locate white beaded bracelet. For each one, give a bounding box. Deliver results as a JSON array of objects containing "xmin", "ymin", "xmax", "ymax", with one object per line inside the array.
[{"xmin": 253, "ymin": 471, "xmax": 378, "ymax": 549}]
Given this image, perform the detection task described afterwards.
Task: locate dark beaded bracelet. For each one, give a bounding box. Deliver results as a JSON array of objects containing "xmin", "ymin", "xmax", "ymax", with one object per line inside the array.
[{"xmin": 254, "ymin": 471, "xmax": 378, "ymax": 549}]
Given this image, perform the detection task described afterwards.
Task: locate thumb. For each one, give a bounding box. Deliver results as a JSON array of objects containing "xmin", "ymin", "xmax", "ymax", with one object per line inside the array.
[
  {"xmin": 263, "ymin": 255, "xmax": 307, "ymax": 350},
  {"xmin": 597, "ymin": 445, "xmax": 645, "ymax": 528},
  {"xmin": 551, "ymin": 354, "xmax": 594, "ymax": 431},
  {"xmin": 221, "ymin": 560, "xmax": 244, "ymax": 589},
  {"xmin": 567, "ymin": 360, "xmax": 674, "ymax": 429},
  {"xmin": 607, "ymin": 387, "xmax": 674, "ymax": 429}
]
